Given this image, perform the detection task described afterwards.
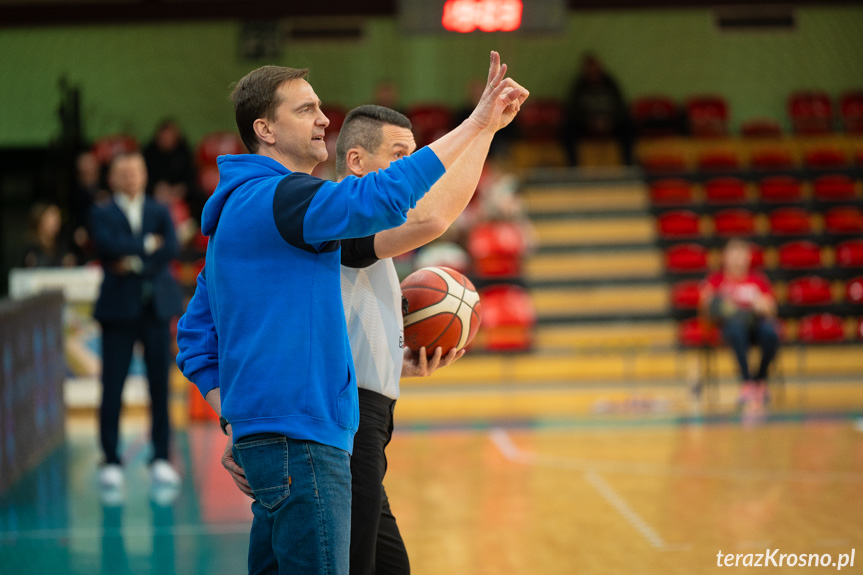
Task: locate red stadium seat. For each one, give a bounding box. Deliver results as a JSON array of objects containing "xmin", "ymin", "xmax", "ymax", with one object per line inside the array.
[
  {"xmin": 92, "ymin": 134, "xmax": 139, "ymax": 165},
  {"xmin": 658, "ymin": 210, "xmax": 700, "ymax": 239},
  {"xmin": 665, "ymin": 244, "xmax": 707, "ymax": 273},
  {"xmin": 697, "ymin": 150, "xmax": 740, "ymax": 172},
  {"xmin": 665, "ymin": 243, "xmax": 708, "ymax": 274},
  {"xmin": 844, "ymin": 276, "xmax": 863, "ymax": 304},
  {"xmin": 321, "ymin": 105, "xmax": 347, "ymax": 134},
  {"xmin": 670, "ymin": 280, "xmax": 702, "ymax": 310},
  {"xmin": 196, "ymin": 131, "xmax": 245, "ymax": 166},
  {"xmin": 813, "ymin": 174, "xmax": 857, "ymax": 202},
  {"xmin": 758, "ymin": 176, "xmax": 803, "ymax": 204},
  {"xmin": 477, "ymin": 284, "xmax": 536, "ymax": 351},
  {"xmin": 198, "ymin": 165, "xmax": 220, "ymax": 196},
  {"xmin": 857, "ymin": 318, "xmax": 863, "ymax": 342},
  {"xmin": 687, "ymin": 95, "xmax": 729, "ymax": 137},
  {"xmin": 467, "ymin": 222, "xmax": 526, "ymax": 279},
  {"xmin": 768, "ymin": 207, "xmax": 812, "ymax": 236},
  {"xmin": 804, "ymin": 147, "xmax": 848, "ymax": 169},
  {"xmin": 824, "ymin": 206, "xmax": 863, "ymax": 235},
  {"xmin": 515, "ymin": 98, "xmax": 564, "ymax": 142},
  {"xmin": 713, "ymin": 209, "xmax": 756, "ymax": 238},
  {"xmin": 798, "ymin": 313, "xmax": 845, "ymax": 343},
  {"xmin": 650, "ymin": 179, "xmax": 694, "ymax": 206},
  {"xmin": 836, "ymin": 240, "xmax": 863, "ymax": 270},
  {"xmin": 740, "ymin": 118, "xmax": 782, "ymax": 138},
  {"xmin": 778, "ymin": 241, "xmax": 822, "ymax": 271},
  {"xmin": 840, "ymin": 91, "xmax": 863, "ymax": 134},
  {"xmin": 786, "ymin": 276, "xmax": 833, "ymax": 306},
  {"xmin": 631, "ymin": 96, "xmax": 682, "ymax": 138},
  {"xmin": 750, "ymin": 148, "xmax": 795, "ymax": 170},
  {"xmin": 704, "ymin": 177, "xmax": 747, "ymax": 204},
  {"xmin": 641, "ymin": 151, "xmax": 687, "ymax": 173},
  {"xmin": 407, "ymin": 104, "xmax": 454, "ymax": 148},
  {"xmin": 789, "ymin": 91, "xmax": 834, "ymax": 135},
  {"xmin": 678, "ymin": 317, "xmax": 720, "ymax": 347}
]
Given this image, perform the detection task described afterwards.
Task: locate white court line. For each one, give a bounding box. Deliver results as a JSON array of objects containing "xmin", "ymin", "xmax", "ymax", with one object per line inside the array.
[
  {"xmin": 491, "ymin": 428, "xmax": 672, "ymax": 550},
  {"xmin": 584, "ymin": 470, "xmax": 667, "ymax": 549},
  {"xmin": 488, "ymin": 428, "xmax": 863, "ymax": 484}
]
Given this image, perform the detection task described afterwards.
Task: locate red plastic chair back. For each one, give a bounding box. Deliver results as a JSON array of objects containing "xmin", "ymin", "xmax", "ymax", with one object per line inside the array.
[
  {"xmin": 714, "ymin": 209, "xmax": 756, "ymax": 237},
  {"xmin": 804, "ymin": 147, "xmax": 847, "ymax": 169},
  {"xmin": 687, "ymin": 95, "xmax": 729, "ymax": 137},
  {"xmin": 798, "ymin": 313, "xmax": 845, "ymax": 343},
  {"xmin": 665, "ymin": 243, "xmax": 708, "ymax": 273},
  {"xmin": 768, "ymin": 207, "xmax": 812, "ymax": 236},
  {"xmin": 778, "ymin": 241, "xmax": 822, "ymax": 270},
  {"xmin": 92, "ymin": 134, "xmax": 139, "ymax": 165},
  {"xmin": 836, "ymin": 240, "xmax": 863, "ymax": 269},
  {"xmin": 704, "ymin": 177, "xmax": 746, "ymax": 204},
  {"xmin": 650, "ymin": 179, "xmax": 694, "ymax": 206},
  {"xmin": 697, "ymin": 151, "xmax": 740, "ymax": 171},
  {"xmin": 740, "ymin": 118, "xmax": 782, "ymax": 138},
  {"xmin": 631, "ymin": 96, "xmax": 681, "ymax": 137},
  {"xmin": 813, "ymin": 175, "xmax": 856, "ymax": 202},
  {"xmin": 789, "ymin": 91, "xmax": 833, "ymax": 135},
  {"xmin": 750, "ymin": 148, "xmax": 795, "ymax": 170},
  {"xmin": 407, "ymin": 105, "xmax": 454, "ymax": 148},
  {"xmin": 840, "ymin": 91, "xmax": 863, "ymax": 134},
  {"xmin": 845, "ymin": 276, "xmax": 863, "ymax": 304},
  {"xmin": 678, "ymin": 317, "xmax": 720, "ymax": 347},
  {"xmin": 825, "ymin": 206, "xmax": 863, "ymax": 235},
  {"xmin": 758, "ymin": 176, "xmax": 802, "ymax": 203},
  {"xmin": 467, "ymin": 222, "xmax": 526, "ymax": 278},
  {"xmin": 658, "ymin": 210, "xmax": 700, "ymax": 239},
  {"xmin": 671, "ymin": 280, "xmax": 702, "ymax": 310},
  {"xmin": 787, "ymin": 276, "xmax": 833, "ymax": 306},
  {"xmin": 196, "ymin": 132, "xmax": 245, "ymax": 166},
  {"xmin": 477, "ymin": 284, "xmax": 536, "ymax": 351},
  {"xmin": 515, "ymin": 98, "xmax": 564, "ymax": 142}
]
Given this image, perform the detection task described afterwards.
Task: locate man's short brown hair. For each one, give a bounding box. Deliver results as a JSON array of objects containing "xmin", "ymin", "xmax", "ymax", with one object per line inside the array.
[{"xmin": 230, "ymin": 66, "xmax": 309, "ymax": 153}]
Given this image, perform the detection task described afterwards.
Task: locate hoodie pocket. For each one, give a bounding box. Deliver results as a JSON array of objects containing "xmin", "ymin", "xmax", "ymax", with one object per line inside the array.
[{"xmin": 337, "ymin": 372, "xmax": 358, "ymax": 430}]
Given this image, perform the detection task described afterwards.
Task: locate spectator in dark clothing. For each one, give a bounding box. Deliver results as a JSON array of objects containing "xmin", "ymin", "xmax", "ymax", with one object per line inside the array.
[
  {"xmin": 562, "ymin": 53, "xmax": 633, "ymax": 166},
  {"xmin": 22, "ymin": 203, "xmax": 76, "ymax": 268},
  {"xmin": 71, "ymin": 151, "xmax": 109, "ymax": 262},
  {"xmin": 142, "ymin": 120, "xmax": 202, "ymax": 219}
]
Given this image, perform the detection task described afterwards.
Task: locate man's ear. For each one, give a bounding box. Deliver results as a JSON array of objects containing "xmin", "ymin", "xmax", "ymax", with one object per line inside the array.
[
  {"xmin": 346, "ymin": 148, "xmax": 366, "ymax": 177},
  {"xmin": 253, "ymin": 118, "xmax": 275, "ymax": 147}
]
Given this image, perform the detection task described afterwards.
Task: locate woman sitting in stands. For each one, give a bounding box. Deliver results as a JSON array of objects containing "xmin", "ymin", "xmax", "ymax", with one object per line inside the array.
[{"xmin": 700, "ymin": 238, "xmax": 779, "ymax": 411}]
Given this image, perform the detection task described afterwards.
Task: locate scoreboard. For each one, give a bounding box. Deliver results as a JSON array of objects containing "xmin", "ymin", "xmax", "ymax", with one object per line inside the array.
[{"xmin": 398, "ymin": 0, "xmax": 566, "ymax": 34}]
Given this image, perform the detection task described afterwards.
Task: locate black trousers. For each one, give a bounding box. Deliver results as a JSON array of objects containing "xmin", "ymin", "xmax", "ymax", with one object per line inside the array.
[
  {"xmin": 350, "ymin": 388, "xmax": 409, "ymax": 575},
  {"xmin": 99, "ymin": 306, "xmax": 171, "ymax": 465}
]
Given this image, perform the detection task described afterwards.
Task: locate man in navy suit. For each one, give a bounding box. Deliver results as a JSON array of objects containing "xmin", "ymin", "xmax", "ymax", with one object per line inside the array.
[{"xmin": 89, "ymin": 152, "xmax": 184, "ymax": 493}]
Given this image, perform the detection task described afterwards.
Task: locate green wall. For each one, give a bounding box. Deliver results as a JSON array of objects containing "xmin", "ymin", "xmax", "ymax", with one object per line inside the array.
[{"xmin": 1, "ymin": 5, "xmax": 862, "ymax": 147}]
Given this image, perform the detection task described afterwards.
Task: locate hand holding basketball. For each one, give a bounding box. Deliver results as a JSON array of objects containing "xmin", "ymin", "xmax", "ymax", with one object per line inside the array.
[{"xmin": 401, "ymin": 266, "xmax": 482, "ymax": 355}]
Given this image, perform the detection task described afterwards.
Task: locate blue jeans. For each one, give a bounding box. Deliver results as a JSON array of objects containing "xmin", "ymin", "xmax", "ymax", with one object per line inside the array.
[
  {"xmin": 721, "ymin": 315, "xmax": 780, "ymax": 382},
  {"xmin": 233, "ymin": 434, "xmax": 351, "ymax": 575}
]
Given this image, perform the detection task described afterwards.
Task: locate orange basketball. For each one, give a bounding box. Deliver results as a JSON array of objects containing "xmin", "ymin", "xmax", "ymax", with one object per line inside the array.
[{"xmin": 401, "ymin": 266, "xmax": 482, "ymax": 354}]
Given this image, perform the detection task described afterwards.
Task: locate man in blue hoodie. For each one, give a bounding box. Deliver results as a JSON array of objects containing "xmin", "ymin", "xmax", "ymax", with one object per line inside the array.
[{"xmin": 177, "ymin": 52, "xmax": 525, "ymax": 574}]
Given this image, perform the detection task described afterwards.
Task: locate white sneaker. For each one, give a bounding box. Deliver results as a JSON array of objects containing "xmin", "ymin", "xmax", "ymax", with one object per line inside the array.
[
  {"xmin": 150, "ymin": 459, "xmax": 181, "ymax": 487},
  {"xmin": 98, "ymin": 464, "xmax": 124, "ymax": 489}
]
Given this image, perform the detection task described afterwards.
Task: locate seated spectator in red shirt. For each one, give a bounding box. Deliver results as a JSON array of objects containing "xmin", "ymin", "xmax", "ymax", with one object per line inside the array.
[{"xmin": 700, "ymin": 239, "xmax": 779, "ymax": 410}]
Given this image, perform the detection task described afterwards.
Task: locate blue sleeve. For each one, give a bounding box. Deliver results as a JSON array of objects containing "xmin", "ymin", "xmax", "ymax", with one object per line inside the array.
[
  {"xmin": 272, "ymin": 146, "xmax": 445, "ymax": 253},
  {"xmin": 176, "ymin": 268, "xmax": 220, "ymax": 398}
]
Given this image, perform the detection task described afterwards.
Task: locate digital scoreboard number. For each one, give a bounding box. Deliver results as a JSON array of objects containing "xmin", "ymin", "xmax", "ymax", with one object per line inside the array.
[
  {"xmin": 442, "ymin": 0, "xmax": 523, "ymax": 33},
  {"xmin": 398, "ymin": 0, "xmax": 565, "ymax": 34}
]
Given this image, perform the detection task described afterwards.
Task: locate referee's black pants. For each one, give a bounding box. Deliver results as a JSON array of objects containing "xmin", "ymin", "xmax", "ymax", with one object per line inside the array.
[
  {"xmin": 350, "ymin": 388, "xmax": 409, "ymax": 575},
  {"xmin": 99, "ymin": 304, "xmax": 171, "ymax": 465}
]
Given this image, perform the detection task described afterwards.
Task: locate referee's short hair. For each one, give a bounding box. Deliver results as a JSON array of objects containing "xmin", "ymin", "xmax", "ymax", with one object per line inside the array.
[{"xmin": 335, "ymin": 105, "xmax": 412, "ymax": 178}]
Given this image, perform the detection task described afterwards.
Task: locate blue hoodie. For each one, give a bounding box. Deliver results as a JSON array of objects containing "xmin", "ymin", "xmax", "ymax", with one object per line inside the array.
[{"xmin": 176, "ymin": 148, "xmax": 445, "ymax": 453}]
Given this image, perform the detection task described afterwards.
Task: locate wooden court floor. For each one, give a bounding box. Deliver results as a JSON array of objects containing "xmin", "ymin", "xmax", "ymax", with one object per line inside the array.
[{"xmin": 1, "ymin": 407, "xmax": 862, "ymax": 574}]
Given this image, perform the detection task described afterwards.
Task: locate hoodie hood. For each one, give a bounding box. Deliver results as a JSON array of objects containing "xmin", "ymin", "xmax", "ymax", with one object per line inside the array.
[{"xmin": 201, "ymin": 154, "xmax": 291, "ymax": 236}]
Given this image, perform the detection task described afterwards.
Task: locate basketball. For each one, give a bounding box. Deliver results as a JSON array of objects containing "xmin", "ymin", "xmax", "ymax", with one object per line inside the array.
[{"xmin": 401, "ymin": 266, "xmax": 482, "ymax": 354}]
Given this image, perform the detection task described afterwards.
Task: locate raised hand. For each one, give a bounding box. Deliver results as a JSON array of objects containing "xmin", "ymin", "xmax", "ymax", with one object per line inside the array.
[{"xmin": 467, "ymin": 51, "xmax": 529, "ymax": 132}]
